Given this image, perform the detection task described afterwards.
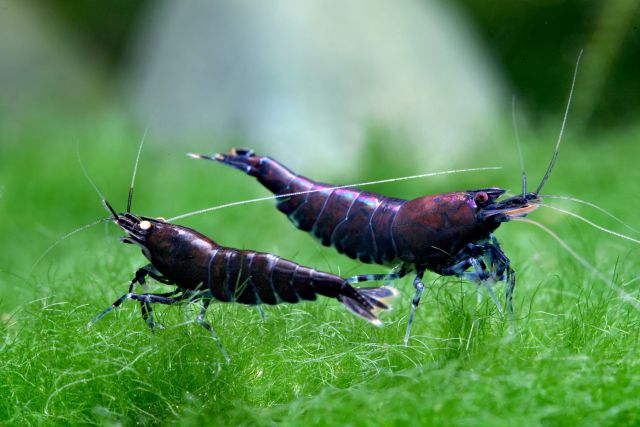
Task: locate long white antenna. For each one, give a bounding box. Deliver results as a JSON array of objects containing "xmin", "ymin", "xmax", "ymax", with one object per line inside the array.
[
  {"xmin": 511, "ymin": 95, "xmax": 527, "ymax": 196},
  {"xmin": 538, "ymin": 203, "xmax": 640, "ymax": 245},
  {"xmin": 542, "ymin": 194, "xmax": 640, "ymax": 234},
  {"xmin": 513, "ymin": 217, "xmax": 640, "ymax": 310},
  {"xmin": 76, "ymin": 142, "xmax": 106, "ymax": 201},
  {"xmin": 127, "ymin": 124, "xmax": 150, "ymax": 213},
  {"xmin": 535, "ymin": 50, "xmax": 583, "ymax": 194},
  {"xmin": 31, "ymin": 219, "xmax": 106, "ymax": 273},
  {"xmin": 167, "ymin": 166, "xmax": 502, "ymax": 222}
]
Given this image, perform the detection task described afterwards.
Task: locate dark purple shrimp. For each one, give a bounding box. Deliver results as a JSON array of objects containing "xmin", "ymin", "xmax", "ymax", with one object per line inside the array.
[
  {"xmin": 191, "ymin": 149, "xmax": 526, "ymax": 344},
  {"xmin": 89, "ymin": 202, "xmax": 398, "ymax": 362},
  {"xmin": 188, "ymin": 54, "xmax": 585, "ymax": 345},
  {"xmin": 77, "ymin": 129, "xmax": 398, "ymax": 363}
]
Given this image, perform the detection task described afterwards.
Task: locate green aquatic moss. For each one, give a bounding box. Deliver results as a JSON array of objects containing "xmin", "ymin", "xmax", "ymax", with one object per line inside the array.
[{"xmin": 1, "ymin": 110, "xmax": 639, "ymax": 426}]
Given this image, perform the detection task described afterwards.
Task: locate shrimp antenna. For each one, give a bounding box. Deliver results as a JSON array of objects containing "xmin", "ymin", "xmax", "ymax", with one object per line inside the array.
[
  {"xmin": 103, "ymin": 200, "xmax": 119, "ymax": 220},
  {"xmin": 541, "ymin": 194, "xmax": 640, "ymax": 234},
  {"xmin": 512, "ymin": 217, "xmax": 640, "ymax": 311},
  {"xmin": 538, "ymin": 203, "xmax": 640, "ymax": 245},
  {"xmin": 127, "ymin": 124, "xmax": 150, "ymax": 213},
  {"xmin": 511, "ymin": 95, "xmax": 527, "ymax": 196},
  {"xmin": 33, "ymin": 142, "xmax": 122, "ymax": 272},
  {"xmin": 77, "ymin": 142, "xmax": 106, "ymax": 202},
  {"xmin": 31, "ymin": 218, "xmax": 108, "ymax": 273},
  {"xmin": 76, "ymin": 142, "xmax": 118, "ymax": 220},
  {"xmin": 535, "ymin": 50, "xmax": 583, "ymax": 195},
  {"xmin": 167, "ymin": 166, "xmax": 502, "ymax": 222}
]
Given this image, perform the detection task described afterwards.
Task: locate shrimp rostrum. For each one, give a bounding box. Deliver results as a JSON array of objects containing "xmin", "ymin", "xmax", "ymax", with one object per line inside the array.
[{"xmin": 189, "ymin": 56, "xmax": 586, "ymax": 345}]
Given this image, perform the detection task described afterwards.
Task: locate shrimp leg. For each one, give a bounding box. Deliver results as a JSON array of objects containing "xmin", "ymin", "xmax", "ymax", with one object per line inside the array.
[
  {"xmin": 196, "ymin": 296, "xmax": 230, "ymax": 363},
  {"xmin": 404, "ymin": 269, "xmax": 426, "ymax": 346}
]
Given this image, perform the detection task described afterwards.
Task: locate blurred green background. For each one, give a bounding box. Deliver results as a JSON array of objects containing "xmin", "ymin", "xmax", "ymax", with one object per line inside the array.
[
  {"xmin": 5, "ymin": 0, "xmax": 640, "ymax": 125},
  {"xmin": 1, "ymin": 1, "xmax": 640, "ymax": 425}
]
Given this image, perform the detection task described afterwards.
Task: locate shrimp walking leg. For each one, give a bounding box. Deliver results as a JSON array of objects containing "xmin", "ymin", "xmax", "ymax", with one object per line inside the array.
[
  {"xmin": 134, "ymin": 265, "xmax": 158, "ymax": 328},
  {"xmin": 404, "ymin": 269, "xmax": 426, "ymax": 346},
  {"xmin": 131, "ymin": 264, "xmax": 177, "ymax": 329},
  {"xmin": 196, "ymin": 296, "xmax": 230, "ymax": 363},
  {"xmin": 345, "ymin": 266, "xmax": 409, "ymax": 284},
  {"xmin": 469, "ymin": 258, "xmax": 504, "ymax": 314},
  {"xmin": 442, "ymin": 238, "xmax": 515, "ymax": 317},
  {"xmin": 89, "ymin": 291, "xmax": 194, "ymax": 326}
]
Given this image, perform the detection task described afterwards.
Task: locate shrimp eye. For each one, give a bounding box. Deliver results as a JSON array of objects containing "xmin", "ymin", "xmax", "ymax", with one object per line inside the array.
[
  {"xmin": 474, "ymin": 192, "xmax": 489, "ymax": 205},
  {"xmin": 139, "ymin": 220, "xmax": 152, "ymax": 230}
]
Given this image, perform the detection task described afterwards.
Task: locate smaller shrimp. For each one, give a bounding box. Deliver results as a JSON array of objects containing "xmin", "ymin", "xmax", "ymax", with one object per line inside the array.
[
  {"xmin": 73, "ymin": 129, "xmax": 397, "ymax": 363},
  {"xmin": 88, "ymin": 201, "xmax": 398, "ymax": 362}
]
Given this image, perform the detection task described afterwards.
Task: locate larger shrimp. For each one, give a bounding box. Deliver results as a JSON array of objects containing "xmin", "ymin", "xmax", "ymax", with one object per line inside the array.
[
  {"xmin": 188, "ymin": 55, "xmax": 585, "ymax": 345},
  {"xmin": 191, "ymin": 149, "xmax": 534, "ymax": 344}
]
